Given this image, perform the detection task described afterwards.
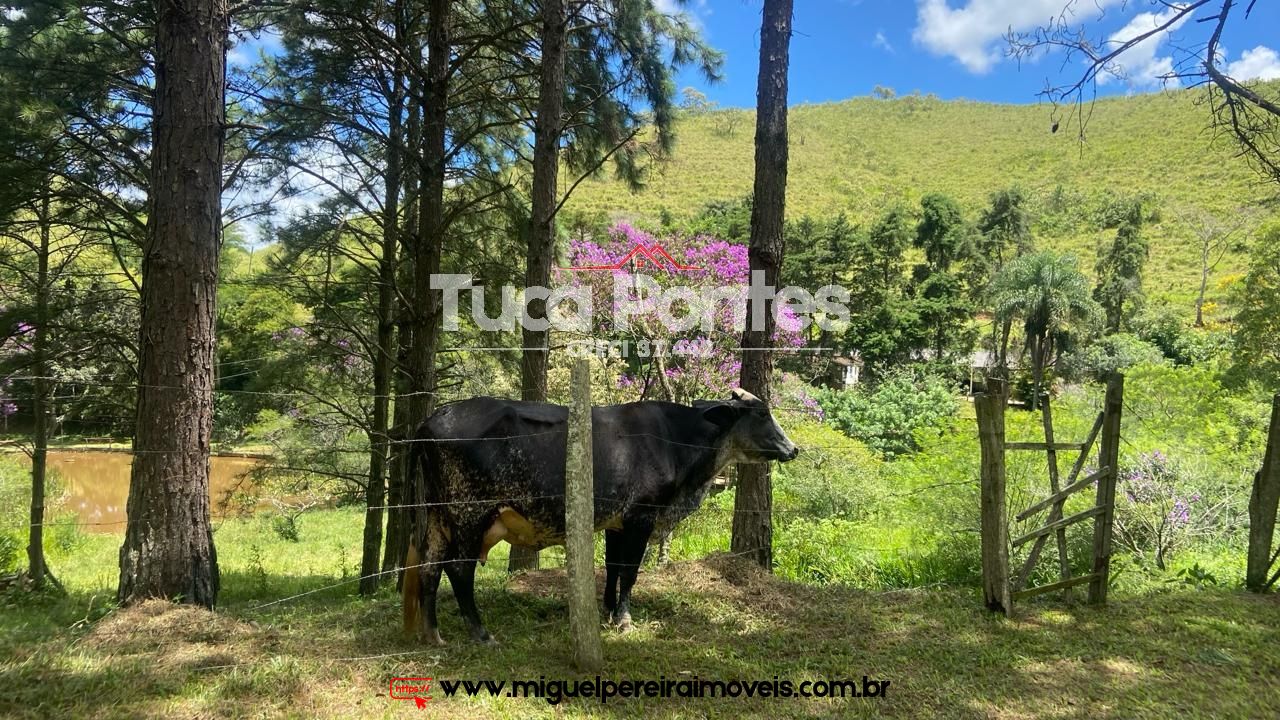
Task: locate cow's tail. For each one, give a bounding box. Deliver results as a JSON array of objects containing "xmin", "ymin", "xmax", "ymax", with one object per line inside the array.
[{"xmin": 402, "ymin": 540, "xmax": 421, "ymax": 636}]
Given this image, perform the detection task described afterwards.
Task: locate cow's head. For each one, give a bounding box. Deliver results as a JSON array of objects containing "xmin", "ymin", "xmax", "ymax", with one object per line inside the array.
[{"xmin": 699, "ymin": 388, "xmax": 800, "ymax": 464}]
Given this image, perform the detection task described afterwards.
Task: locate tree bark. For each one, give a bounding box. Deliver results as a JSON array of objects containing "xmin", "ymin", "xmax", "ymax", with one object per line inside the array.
[
  {"xmin": 976, "ymin": 380, "xmax": 1010, "ymax": 614},
  {"xmin": 731, "ymin": 0, "xmax": 791, "ymax": 570},
  {"xmin": 385, "ymin": 279, "xmax": 414, "ymax": 580},
  {"xmin": 118, "ymin": 0, "xmax": 226, "ymax": 608},
  {"xmin": 27, "ymin": 192, "xmax": 51, "ymax": 589},
  {"xmin": 384, "ymin": 70, "xmax": 423, "ymax": 580},
  {"xmin": 405, "ymin": 0, "xmax": 450, "ymax": 570},
  {"xmin": 511, "ymin": 0, "xmax": 567, "ymax": 575},
  {"xmin": 1195, "ymin": 242, "xmax": 1210, "ymax": 328},
  {"xmin": 1247, "ymin": 394, "xmax": 1280, "ymax": 591},
  {"xmin": 565, "ymin": 359, "xmax": 602, "ymax": 670},
  {"xmin": 360, "ymin": 51, "xmax": 406, "ymax": 595},
  {"xmin": 410, "ymin": 0, "xmax": 449, "ymax": 424}
]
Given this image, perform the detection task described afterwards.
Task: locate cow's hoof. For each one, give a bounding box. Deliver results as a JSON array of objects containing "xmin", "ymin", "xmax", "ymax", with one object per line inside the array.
[
  {"xmin": 472, "ymin": 629, "xmax": 499, "ymax": 646},
  {"xmin": 419, "ymin": 628, "xmax": 446, "ymax": 646},
  {"xmin": 612, "ymin": 613, "xmax": 633, "ymax": 633}
]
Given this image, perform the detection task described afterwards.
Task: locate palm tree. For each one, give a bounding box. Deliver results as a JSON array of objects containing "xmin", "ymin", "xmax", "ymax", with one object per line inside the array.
[{"xmin": 993, "ymin": 251, "xmax": 1099, "ymax": 408}]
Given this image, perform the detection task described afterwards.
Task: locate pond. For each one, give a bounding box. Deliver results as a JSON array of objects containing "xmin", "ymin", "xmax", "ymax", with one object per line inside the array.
[{"xmin": 44, "ymin": 451, "xmax": 264, "ymax": 533}]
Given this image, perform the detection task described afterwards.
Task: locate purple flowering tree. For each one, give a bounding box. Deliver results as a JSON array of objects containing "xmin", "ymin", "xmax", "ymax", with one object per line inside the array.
[
  {"xmin": 561, "ymin": 223, "xmax": 804, "ymax": 404},
  {"xmin": 1113, "ymin": 451, "xmax": 1231, "ymax": 570}
]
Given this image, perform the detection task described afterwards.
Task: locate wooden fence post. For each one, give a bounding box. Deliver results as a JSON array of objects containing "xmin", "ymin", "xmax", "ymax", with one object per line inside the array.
[
  {"xmin": 1088, "ymin": 373, "xmax": 1124, "ymax": 605},
  {"xmin": 566, "ymin": 359, "xmax": 603, "ymax": 670},
  {"xmin": 976, "ymin": 379, "xmax": 1010, "ymax": 615},
  {"xmin": 1247, "ymin": 394, "xmax": 1280, "ymax": 592}
]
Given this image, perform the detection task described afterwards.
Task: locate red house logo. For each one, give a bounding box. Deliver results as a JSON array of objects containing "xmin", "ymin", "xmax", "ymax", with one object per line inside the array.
[
  {"xmin": 389, "ymin": 677, "xmax": 432, "ymax": 708},
  {"xmin": 565, "ymin": 244, "xmax": 700, "ymax": 272}
]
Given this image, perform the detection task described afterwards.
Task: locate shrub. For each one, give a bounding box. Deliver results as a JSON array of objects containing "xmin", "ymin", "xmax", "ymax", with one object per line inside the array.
[
  {"xmin": 1122, "ymin": 362, "xmax": 1270, "ymax": 466},
  {"xmin": 271, "ymin": 513, "xmax": 302, "ymax": 543},
  {"xmin": 1092, "ymin": 192, "xmax": 1159, "ymax": 228},
  {"xmin": 1113, "ymin": 451, "xmax": 1229, "ymax": 570},
  {"xmin": 1060, "ymin": 333, "xmax": 1166, "ymax": 382},
  {"xmin": 773, "ymin": 420, "xmax": 880, "ymax": 519},
  {"xmin": 814, "ymin": 369, "xmax": 959, "ymax": 458},
  {"xmin": 0, "ymin": 530, "xmax": 19, "ymax": 574},
  {"xmin": 0, "ymin": 458, "xmax": 29, "ymax": 574},
  {"xmin": 1131, "ymin": 305, "xmax": 1225, "ymax": 366},
  {"xmin": 773, "ymin": 373, "xmax": 825, "ymax": 424},
  {"xmin": 773, "ymin": 518, "xmax": 981, "ymax": 589}
]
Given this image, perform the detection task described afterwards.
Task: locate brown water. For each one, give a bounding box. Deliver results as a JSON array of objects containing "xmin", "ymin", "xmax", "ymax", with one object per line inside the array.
[{"xmin": 44, "ymin": 451, "xmax": 263, "ymax": 532}]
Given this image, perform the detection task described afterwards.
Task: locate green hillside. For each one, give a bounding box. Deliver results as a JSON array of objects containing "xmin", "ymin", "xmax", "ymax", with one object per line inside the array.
[{"xmin": 568, "ymin": 88, "xmax": 1280, "ymax": 314}]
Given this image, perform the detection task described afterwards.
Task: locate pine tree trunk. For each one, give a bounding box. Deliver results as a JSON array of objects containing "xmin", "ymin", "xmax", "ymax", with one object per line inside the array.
[
  {"xmin": 384, "ymin": 71, "xmax": 422, "ymax": 580},
  {"xmin": 732, "ymin": 0, "xmax": 792, "ymax": 571},
  {"xmin": 118, "ymin": 0, "xmax": 226, "ymax": 608},
  {"xmin": 511, "ymin": 0, "xmax": 567, "ymax": 575},
  {"xmin": 405, "ymin": 0, "xmax": 450, "ymax": 566},
  {"xmin": 410, "ymin": 0, "xmax": 449, "ymax": 424},
  {"xmin": 27, "ymin": 193, "xmax": 51, "ymax": 589},
  {"xmin": 385, "ymin": 299, "xmax": 413, "ymax": 580},
  {"xmin": 360, "ymin": 57, "xmax": 405, "ymax": 595}
]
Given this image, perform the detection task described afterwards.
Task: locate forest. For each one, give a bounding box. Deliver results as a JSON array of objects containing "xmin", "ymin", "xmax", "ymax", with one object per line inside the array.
[{"xmin": 2, "ymin": 0, "xmax": 1280, "ymax": 718}]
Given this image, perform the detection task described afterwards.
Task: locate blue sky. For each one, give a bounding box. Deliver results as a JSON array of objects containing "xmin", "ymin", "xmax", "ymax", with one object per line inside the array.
[{"xmin": 668, "ymin": 0, "xmax": 1280, "ymax": 108}]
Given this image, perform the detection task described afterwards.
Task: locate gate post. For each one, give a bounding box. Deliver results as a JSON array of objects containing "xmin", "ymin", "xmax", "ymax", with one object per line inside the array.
[
  {"xmin": 1088, "ymin": 373, "xmax": 1124, "ymax": 605},
  {"xmin": 1247, "ymin": 394, "xmax": 1280, "ymax": 592},
  {"xmin": 565, "ymin": 359, "xmax": 603, "ymax": 670},
  {"xmin": 976, "ymin": 379, "xmax": 1010, "ymax": 615}
]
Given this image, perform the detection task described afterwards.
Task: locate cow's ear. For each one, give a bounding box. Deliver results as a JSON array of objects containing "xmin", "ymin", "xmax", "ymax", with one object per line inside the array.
[{"xmin": 701, "ymin": 402, "xmax": 742, "ymax": 428}]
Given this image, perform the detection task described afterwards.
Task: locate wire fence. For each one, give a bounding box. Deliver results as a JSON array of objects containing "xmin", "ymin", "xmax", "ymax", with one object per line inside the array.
[
  {"xmin": 0, "ymin": 364, "xmax": 968, "ymax": 592},
  {"xmin": 0, "ymin": 413, "xmax": 975, "ymax": 629}
]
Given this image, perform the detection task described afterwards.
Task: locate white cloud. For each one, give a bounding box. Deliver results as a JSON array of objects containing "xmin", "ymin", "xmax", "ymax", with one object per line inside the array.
[
  {"xmin": 1227, "ymin": 45, "xmax": 1280, "ymax": 81},
  {"xmin": 228, "ymin": 28, "xmax": 283, "ymax": 70},
  {"xmin": 654, "ymin": 0, "xmax": 709, "ymax": 29},
  {"xmin": 873, "ymin": 30, "xmax": 894, "ymax": 54},
  {"xmin": 913, "ymin": 0, "xmax": 1125, "ymax": 74},
  {"xmin": 1096, "ymin": 6, "xmax": 1193, "ymax": 89}
]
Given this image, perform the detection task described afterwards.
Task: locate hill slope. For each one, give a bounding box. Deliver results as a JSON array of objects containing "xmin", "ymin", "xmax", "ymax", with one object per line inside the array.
[{"xmin": 568, "ymin": 89, "xmax": 1280, "ymax": 313}]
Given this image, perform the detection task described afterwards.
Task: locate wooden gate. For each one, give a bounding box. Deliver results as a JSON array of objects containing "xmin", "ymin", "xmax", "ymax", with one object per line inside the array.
[{"xmin": 976, "ymin": 375, "xmax": 1124, "ymax": 615}]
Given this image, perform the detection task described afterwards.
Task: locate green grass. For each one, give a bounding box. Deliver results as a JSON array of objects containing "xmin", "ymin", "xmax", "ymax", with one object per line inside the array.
[
  {"xmin": 567, "ymin": 87, "xmax": 1280, "ymax": 313},
  {"xmin": 2, "ymin": 376, "xmax": 1275, "ymax": 719},
  {"xmin": 3, "ymin": 508, "xmax": 1279, "ymax": 719}
]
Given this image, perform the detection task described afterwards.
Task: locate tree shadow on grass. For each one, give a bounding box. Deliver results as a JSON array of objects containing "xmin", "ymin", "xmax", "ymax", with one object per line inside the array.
[{"xmin": 3, "ymin": 558, "xmax": 1279, "ymax": 719}]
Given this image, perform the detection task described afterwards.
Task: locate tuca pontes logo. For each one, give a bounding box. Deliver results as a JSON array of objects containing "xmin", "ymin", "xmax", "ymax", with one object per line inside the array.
[{"xmin": 427, "ymin": 241, "xmax": 851, "ymax": 336}]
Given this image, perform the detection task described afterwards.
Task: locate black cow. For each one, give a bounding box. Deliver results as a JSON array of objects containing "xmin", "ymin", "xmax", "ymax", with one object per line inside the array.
[{"xmin": 401, "ymin": 388, "xmax": 799, "ymax": 644}]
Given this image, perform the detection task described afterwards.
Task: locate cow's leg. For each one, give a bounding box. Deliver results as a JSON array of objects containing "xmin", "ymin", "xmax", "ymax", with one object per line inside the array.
[
  {"xmin": 420, "ymin": 545, "xmax": 446, "ymax": 645},
  {"xmin": 603, "ymin": 529, "xmax": 622, "ymax": 617},
  {"xmin": 419, "ymin": 514, "xmax": 449, "ymax": 645},
  {"xmin": 443, "ymin": 539, "xmax": 495, "ymax": 644},
  {"xmin": 612, "ymin": 520, "xmax": 654, "ymax": 631}
]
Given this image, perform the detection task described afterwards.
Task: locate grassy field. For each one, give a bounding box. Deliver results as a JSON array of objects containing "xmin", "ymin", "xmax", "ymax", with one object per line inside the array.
[
  {"xmin": 3, "ymin": 508, "xmax": 1279, "ymax": 719},
  {"xmin": 1, "ymin": 366, "xmax": 1274, "ymax": 718},
  {"xmin": 567, "ymin": 87, "xmax": 1280, "ymax": 312}
]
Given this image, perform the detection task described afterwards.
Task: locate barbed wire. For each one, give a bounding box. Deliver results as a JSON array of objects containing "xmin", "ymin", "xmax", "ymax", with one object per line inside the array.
[
  {"xmin": 0, "ymin": 418, "xmax": 852, "ymax": 460},
  {"xmin": 0, "ymin": 373, "xmax": 841, "ymax": 407},
  {"xmin": 240, "ymin": 545, "xmax": 786, "ymax": 615},
  {"xmin": 0, "ymin": 474, "xmax": 972, "ymax": 532},
  {"xmin": 53, "ymin": 545, "xmax": 828, "ymax": 670}
]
